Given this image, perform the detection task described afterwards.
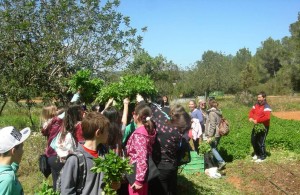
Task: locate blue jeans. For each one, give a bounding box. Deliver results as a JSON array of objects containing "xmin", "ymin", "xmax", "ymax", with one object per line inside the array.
[{"xmin": 210, "ymin": 137, "xmax": 225, "ymax": 164}]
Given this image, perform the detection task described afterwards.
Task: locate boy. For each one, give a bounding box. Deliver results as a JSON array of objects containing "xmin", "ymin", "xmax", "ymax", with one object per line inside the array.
[
  {"xmin": 60, "ymin": 112, "xmax": 110, "ymax": 194},
  {"xmin": 0, "ymin": 126, "xmax": 31, "ymax": 195}
]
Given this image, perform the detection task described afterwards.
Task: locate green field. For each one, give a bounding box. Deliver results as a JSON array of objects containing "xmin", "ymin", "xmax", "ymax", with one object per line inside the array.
[{"xmin": 0, "ymin": 96, "xmax": 300, "ymax": 194}]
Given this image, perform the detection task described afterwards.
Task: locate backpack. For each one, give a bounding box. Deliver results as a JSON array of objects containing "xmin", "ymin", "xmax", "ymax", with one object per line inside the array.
[
  {"xmin": 56, "ymin": 150, "xmax": 87, "ymax": 194},
  {"xmin": 218, "ymin": 118, "xmax": 230, "ymax": 136},
  {"xmin": 177, "ymin": 136, "xmax": 191, "ymax": 166}
]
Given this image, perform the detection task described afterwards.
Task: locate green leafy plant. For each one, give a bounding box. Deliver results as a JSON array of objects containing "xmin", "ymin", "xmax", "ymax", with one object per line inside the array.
[
  {"xmin": 253, "ymin": 123, "xmax": 266, "ymax": 134},
  {"xmin": 91, "ymin": 150, "xmax": 133, "ymax": 195},
  {"xmin": 96, "ymin": 75, "xmax": 158, "ymax": 108},
  {"xmin": 198, "ymin": 141, "xmax": 212, "ymax": 155},
  {"xmin": 34, "ymin": 180, "xmax": 59, "ymax": 195},
  {"xmin": 68, "ymin": 70, "xmax": 104, "ymax": 104}
]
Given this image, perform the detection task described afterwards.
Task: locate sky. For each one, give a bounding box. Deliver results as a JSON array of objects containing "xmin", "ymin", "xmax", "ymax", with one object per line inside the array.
[{"xmin": 118, "ymin": 0, "xmax": 300, "ymax": 68}]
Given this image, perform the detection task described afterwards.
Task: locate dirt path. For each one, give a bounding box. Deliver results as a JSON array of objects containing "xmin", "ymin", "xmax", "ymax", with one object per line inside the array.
[
  {"xmin": 226, "ymin": 160, "xmax": 300, "ymax": 194},
  {"xmin": 272, "ymin": 111, "xmax": 300, "ymax": 120}
]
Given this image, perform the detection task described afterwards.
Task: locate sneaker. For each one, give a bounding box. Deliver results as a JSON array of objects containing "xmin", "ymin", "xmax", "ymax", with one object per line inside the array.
[
  {"xmin": 218, "ymin": 162, "xmax": 226, "ymax": 170},
  {"xmin": 252, "ymin": 155, "xmax": 258, "ymax": 160},
  {"xmin": 254, "ymin": 159, "xmax": 265, "ymax": 163}
]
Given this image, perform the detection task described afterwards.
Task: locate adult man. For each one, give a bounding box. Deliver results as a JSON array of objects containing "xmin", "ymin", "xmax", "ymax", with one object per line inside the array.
[
  {"xmin": 0, "ymin": 126, "xmax": 31, "ymax": 195},
  {"xmin": 249, "ymin": 91, "xmax": 272, "ymax": 163}
]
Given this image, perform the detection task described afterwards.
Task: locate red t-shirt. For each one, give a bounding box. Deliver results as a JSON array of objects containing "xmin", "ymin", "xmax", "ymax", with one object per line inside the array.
[{"xmin": 82, "ymin": 145, "xmax": 98, "ymax": 158}]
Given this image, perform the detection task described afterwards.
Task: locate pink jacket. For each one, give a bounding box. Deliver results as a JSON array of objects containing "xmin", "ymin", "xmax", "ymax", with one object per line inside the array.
[{"xmin": 126, "ymin": 126, "xmax": 156, "ymax": 184}]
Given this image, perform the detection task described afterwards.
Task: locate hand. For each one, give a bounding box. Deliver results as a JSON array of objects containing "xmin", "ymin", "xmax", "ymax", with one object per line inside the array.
[
  {"xmin": 253, "ymin": 119, "xmax": 257, "ymax": 124},
  {"xmin": 136, "ymin": 94, "xmax": 144, "ymax": 103},
  {"xmin": 123, "ymin": 98, "xmax": 130, "ymax": 105},
  {"xmin": 131, "ymin": 182, "xmax": 143, "ymax": 190},
  {"xmin": 207, "ymin": 137, "xmax": 212, "ymax": 143},
  {"xmin": 249, "ymin": 118, "xmax": 253, "ymax": 122}
]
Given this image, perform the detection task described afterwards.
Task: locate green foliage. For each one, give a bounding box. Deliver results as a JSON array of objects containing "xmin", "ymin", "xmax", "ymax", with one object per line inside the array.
[
  {"xmin": 198, "ymin": 142, "xmax": 211, "ymax": 155},
  {"xmin": 96, "ymin": 75, "xmax": 158, "ymax": 107},
  {"xmin": 35, "ymin": 181, "xmax": 59, "ymax": 195},
  {"xmin": 253, "ymin": 123, "xmax": 266, "ymax": 134},
  {"xmin": 125, "ymin": 50, "xmax": 181, "ymax": 97},
  {"xmin": 0, "ymin": 0, "xmax": 144, "ymax": 106},
  {"xmin": 91, "ymin": 150, "xmax": 133, "ymax": 195},
  {"xmin": 68, "ymin": 70, "xmax": 104, "ymax": 104},
  {"xmin": 234, "ymin": 91, "xmax": 255, "ymax": 107},
  {"xmin": 0, "ymin": 102, "xmax": 40, "ymax": 131}
]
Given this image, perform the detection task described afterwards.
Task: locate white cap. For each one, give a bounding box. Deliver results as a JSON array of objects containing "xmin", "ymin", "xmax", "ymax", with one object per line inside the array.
[{"xmin": 0, "ymin": 126, "xmax": 31, "ymax": 154}]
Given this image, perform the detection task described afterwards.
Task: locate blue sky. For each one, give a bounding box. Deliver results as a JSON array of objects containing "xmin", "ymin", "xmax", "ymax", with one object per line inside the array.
[{"xmin": 118, "ymin": 0, "xmax": 300, "ymax": 68}]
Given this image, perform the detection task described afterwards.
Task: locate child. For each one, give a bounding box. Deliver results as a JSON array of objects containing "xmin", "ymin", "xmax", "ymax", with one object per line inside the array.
[
  {"xmin": 60, "ymin": 112, "xmax": 111, "ymax": 194},
  {"xmin": 103, "ymin": 98, "xmax": 130, "ymax": 155},
  {"xmin": 53, "ymin": 105, "xmax": 84, "ymax": 163},
  {"xmin": 126, "ymin": 102, "xmax": 156, "ymax": 195},
  {"xmin": 40, "ymin": 105, "xmax": 64, "ymax": 190},
  {"xmin": 0, "ymin": 126, "xmax": 31, "ymax": 195}
]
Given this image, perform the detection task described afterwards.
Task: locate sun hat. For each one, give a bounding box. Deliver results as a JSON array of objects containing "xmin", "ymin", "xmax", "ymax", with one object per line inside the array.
[{"xmin": 0, "ymin": 126, "xmax": 31, "ymax": 154}]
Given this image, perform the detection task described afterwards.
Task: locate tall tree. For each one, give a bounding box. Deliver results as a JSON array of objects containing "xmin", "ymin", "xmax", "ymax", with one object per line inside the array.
[
  {"xmin": 126, "ymin": 50, "xmax": 181, "ymax": 96},
  {"xmin": 194, "ymin": 51, "xmax": 232, "ymax": 97},
  {"xmin": 0, "ymin": 0, "xmax": 144, "ymax": 109},
  {"xmin": 255, "ymin": 37, "xmax": 283, "ymax": 78}
]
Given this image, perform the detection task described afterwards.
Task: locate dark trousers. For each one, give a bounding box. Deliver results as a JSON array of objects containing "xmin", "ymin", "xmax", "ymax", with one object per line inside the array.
[
  {"xmin": 48, "ymin": 155, "xmax": 64, "ymax": 190},
  {"xmin": 193, "ymin": 138, "xmax": 200, "ymax": 154},
  {"xmin": 251, "ymin": 126, "xmax": 269, "ymax": 160},
  {"xmin": 149, "ymin": 167, "xmax": 178, "ymax": 195}
]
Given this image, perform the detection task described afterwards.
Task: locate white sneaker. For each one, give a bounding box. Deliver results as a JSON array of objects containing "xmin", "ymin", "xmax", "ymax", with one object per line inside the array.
[
  {"xmin": 252, "ymin": 155, "xmax": 258, "ymax": 160},
  {"xmin": 254, "ymin": 159, "xmax": 265, "ymax": 163}
]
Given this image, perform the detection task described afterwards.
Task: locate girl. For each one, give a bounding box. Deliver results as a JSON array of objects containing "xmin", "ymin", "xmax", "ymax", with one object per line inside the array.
[
  {"xmin": 40, "ymin": 105, "xmax": 64, "ymax": 191},
  {"xmin": 53, "ymin": 104, "xmax": 84, "ymax": 162},
  {"xmin": 102, "ymin": 98, "xmax": 130, "ymax": 156},
  {"xmin": 126, "ymin": 102, "xmax": 156, "ymax": 195},
  {"xmin": 205, "ymin": 100, "xmax": 226, "ymax": 170}
]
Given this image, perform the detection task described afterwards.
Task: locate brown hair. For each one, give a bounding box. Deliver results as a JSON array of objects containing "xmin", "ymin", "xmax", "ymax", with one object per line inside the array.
[
  {"xmin": 41, "ymin": 105, "xmax": 57, "ymax": 121},
  {"xmin": 61, "ymin": 105, "xmax": 83, "ymax": 142},
  {"xmin": 81, "ymin": 112, "xmax": 110, "ymax": 140},
  {"xmin": 258, "ymin": 91, "xmax": 266, "ymax": 98},
  {"xmin": 135, "ymin": 103, "xmax": 155, "ymax": 135},
  {"xmin": 169, "ymin": 104, "xmax": 191, "ymax": 133},
  {"xmin": 209, "ymin": 99, "xmax": 219, "ymax": 109}
]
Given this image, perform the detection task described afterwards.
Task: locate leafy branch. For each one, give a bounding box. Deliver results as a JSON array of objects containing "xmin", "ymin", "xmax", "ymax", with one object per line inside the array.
[{"xmin": 91, "ymin": 150, "xmax": 133, "ymax": 195}]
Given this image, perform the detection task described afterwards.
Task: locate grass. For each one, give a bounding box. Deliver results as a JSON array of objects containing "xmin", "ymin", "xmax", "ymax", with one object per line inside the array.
[{"xmin": 1, "ymin": 96, "xmax": 300, "ymax": 194}]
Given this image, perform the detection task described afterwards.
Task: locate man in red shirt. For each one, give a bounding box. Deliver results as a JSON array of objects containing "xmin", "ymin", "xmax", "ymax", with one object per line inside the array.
[{"xmin": 249, "ymin": 91, "xmax": 272, "ymax": 163}]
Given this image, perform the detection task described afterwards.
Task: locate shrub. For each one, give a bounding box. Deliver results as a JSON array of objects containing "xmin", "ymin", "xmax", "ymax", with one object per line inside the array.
[{"xmin": 234, "ymin": 91, "xmax": 255, "ymax": 107}]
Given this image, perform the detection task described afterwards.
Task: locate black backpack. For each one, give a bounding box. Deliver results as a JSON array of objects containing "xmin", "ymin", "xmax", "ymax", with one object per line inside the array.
[{"xmin": 56, "ymin": 150, "xmax": 87, "ymax": 194}]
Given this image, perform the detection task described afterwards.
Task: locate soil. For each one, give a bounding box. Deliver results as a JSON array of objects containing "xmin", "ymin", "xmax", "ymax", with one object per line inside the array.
[
  {"xmin": 225, "ymin": 160, "xmax": 300, "ymax": 195},
  {"xmin": 272, "ymin": 111, "xmax": 300, "ymax": 120}
]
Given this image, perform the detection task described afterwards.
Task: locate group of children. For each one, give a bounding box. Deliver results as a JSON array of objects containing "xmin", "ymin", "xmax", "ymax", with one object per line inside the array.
[{"xmin": 0, "ymin": 94, "xmax": 224, "ymax": 195}]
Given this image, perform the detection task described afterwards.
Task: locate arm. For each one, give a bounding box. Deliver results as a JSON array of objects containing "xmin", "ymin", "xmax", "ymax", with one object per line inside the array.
[
  {"xmin": 60, "ymin": 156, "xmax": 79, "ymax": 195},
  {"xmin": 248, "ymin": 106, "xmax": 255, "ymax": 120},
  {"xmin": 256, "ymin": 111, "xmax": 271, "ymax": 123},
  {"xmin": 121, "ymin": 98, "xmax": 130, "ymax": 128},
  {"xmin": 101, "ymin": 98, "xmax": 114, "ymax": 114},
  {"xmin": 196, "ymin": 110, "xmax": 204, "ymax": 124},
  {"xmin": 41, "ymin": 118, "xmax": 55, "ymax": 136},
  {"xmin": 134, "ymin": 134, "xmax": 149, "ymax": 185},
  {"xmin": 207, "ymin": 112, "xmax": 217, "ymax": 137},
  {"xmin": 0, "ymin": 175, "xmax": 14, "ymax": 195}
]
